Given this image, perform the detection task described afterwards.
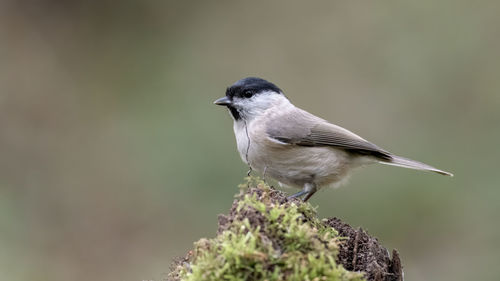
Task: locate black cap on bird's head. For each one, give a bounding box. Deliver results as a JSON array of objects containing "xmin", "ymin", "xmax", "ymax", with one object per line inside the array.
[
  {"xmin": 226, "ymin": 77, "xmax": 282, "ymax": 99},
  {"xmin": 214, "ymin": 77, "xmax": 286, "ymax": 121},
  {"xmin": 214, "ymin": 77, "xmax": 283, "ymax": 106}
]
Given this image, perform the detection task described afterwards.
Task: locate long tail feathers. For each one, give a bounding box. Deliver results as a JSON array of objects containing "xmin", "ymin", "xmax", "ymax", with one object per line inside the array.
[{"xmin": 379, "ymin": 155, "xmax": 453, "ymax": 177}]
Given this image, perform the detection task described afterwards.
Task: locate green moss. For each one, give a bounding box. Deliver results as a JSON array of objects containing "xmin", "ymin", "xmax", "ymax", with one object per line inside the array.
[{"xmin": 168, "ymin": 177, "xmax": 365, "ymax": 281}]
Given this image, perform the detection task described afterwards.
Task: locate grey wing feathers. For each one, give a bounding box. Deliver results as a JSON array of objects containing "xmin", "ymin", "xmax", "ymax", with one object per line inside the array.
[
  {"xmin": 265, "ymin": 107, "xmax": 453, "ymax": 176},
  {"xmin": 306, "ymin": 124, "xmax": 392, "ymax": 159},
  {"xmin": 266, "ymin": 109, "xmax": 392, "ymax": 160}
]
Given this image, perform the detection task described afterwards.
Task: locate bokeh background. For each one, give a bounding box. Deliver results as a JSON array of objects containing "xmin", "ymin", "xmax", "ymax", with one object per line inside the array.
[{"xmin": 1, "ymin": 1, "xmax": 499, "ymax": 280}]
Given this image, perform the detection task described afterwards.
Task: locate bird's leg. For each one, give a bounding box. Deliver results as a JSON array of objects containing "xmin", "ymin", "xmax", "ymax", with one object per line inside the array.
[
  {"xmin": 246, "ymin": 167, "xmax": 253, "ymax": 188},
  {"xmin": 302, "ymin": 184, "xmax": 318, "ymax": 202},
  {"xmin": 262, "ymin": 166, "xmax": 268, "ymax": 184},
  {"xmin": 287, "ymin": 183, "xmax": 317, "ymax": 201}
]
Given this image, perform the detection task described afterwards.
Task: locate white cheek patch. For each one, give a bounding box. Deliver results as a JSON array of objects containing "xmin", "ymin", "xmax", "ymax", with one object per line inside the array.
[{"xmin": 234, "ymin": 92, "xmax": 291, "ymax": 120}]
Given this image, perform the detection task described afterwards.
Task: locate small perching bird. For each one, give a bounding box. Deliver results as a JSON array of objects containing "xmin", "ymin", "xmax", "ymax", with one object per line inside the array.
[{"xmin": 214, "ymin": 77, "xmax": 453, "ymax": 201}]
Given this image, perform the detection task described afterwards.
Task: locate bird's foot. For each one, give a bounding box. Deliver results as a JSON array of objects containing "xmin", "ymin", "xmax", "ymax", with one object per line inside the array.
[
  {"xmin": 287, "ymin": 190, "xmax": 309, "ymax": 200},
  {"xmin": 287, "ymin": 183, "xmax": 318, "ymax": 202}
]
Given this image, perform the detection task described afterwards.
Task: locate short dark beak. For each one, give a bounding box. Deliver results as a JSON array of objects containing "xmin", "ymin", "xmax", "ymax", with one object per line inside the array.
[{"xmin": 214, "ymin": 96, "xmax": 232, "ymax": 106}]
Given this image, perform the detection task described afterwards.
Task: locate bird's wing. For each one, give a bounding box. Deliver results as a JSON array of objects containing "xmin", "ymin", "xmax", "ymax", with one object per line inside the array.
[{"xmin": 265, "ymin": 108, "xmax": 392, "ymax": 160}]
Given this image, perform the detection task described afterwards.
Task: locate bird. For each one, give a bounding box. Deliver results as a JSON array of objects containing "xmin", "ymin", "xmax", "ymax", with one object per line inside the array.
[{"xmin": 214, "ymin": 77, "xmax": 453, "ymax": 201}]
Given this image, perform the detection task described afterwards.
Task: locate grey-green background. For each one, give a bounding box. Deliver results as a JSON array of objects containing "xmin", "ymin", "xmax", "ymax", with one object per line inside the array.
[{"xmin": 1, "ymin": 1, "xmax": 499, "ymax": 281}]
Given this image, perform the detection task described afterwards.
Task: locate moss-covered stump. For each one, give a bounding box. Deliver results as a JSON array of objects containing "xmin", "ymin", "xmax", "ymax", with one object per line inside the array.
[{"xmin": 168, "ymin": 178, "xmax": 403, "ymax": 281}]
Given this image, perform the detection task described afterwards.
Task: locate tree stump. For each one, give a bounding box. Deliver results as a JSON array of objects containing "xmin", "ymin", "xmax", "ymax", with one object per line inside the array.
[{"xmin": 168, "ymin": 178, "xmax": 403, "ymax": 281}]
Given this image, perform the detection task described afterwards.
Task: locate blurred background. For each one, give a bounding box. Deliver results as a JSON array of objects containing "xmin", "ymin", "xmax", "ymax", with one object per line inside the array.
[{"xmin": 1, "ymin": 1, "xmax": 499, "ymax": 280}]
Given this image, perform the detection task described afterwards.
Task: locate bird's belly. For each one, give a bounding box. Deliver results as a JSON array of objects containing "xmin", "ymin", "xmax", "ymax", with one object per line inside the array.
[{"xmin": 249, "ymin": 144, "xmax": 356, "ymax": 188}]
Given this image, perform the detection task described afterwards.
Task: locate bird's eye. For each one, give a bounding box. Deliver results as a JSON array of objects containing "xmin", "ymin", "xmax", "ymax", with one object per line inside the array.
[{"xmin": 243, "ymin": 91, "xmax": 253, "ymax": 98}]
